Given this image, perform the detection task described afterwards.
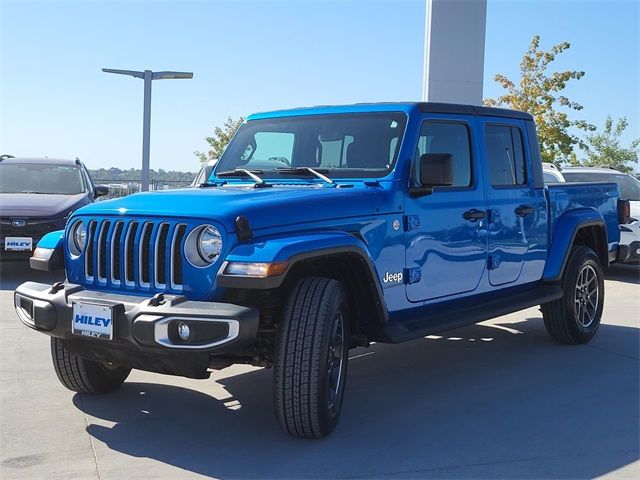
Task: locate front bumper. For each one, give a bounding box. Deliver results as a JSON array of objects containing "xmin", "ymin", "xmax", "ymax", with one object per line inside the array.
[
  {"xmin": 0, "ymin": 248, "xmax": 35, "ymax": 262},
  {"xmin": 616, "ymin": 228, "xmax": 640, "ymax": 264},
  {"xmin": 616, "ymin": 240, "xmax": 640, "ymax": 264},
  {"xmin": 14, "ymin": 281, "xmax": 259, "ymax": 378}
]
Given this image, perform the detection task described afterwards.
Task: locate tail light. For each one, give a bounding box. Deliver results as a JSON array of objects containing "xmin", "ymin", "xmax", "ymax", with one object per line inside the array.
[{"xmin": 618, "ymin": 199, "xmax": 631, "ymax": 224}]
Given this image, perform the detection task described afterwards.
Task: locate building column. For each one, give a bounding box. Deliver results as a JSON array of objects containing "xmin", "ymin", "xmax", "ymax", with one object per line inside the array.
[{"xmin": 422, "ymin": 0, "xmax": 487, "ymax": 105}]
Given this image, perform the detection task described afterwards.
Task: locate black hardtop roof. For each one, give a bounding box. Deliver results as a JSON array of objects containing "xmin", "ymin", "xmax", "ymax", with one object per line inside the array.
[
  {"xmin": 251, "ymin": 102, "xmax": 535, "ymax": 121},
  {"xmin": 415, "ymin": 102, "xmax": 534, "ymax": 120}
]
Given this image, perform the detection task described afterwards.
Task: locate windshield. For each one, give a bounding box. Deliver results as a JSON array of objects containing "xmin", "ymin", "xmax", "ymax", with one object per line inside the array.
[
  {"xmin": 0, "ymin": 163, "xmax": 86, "ymax": 195},
  {"xmin": 214, "ymin": 113, "xmax": 407, "ymax": 179},
  {"xmin": 561, "ymin": 171, "xmax": 640, "ymax": 201}
]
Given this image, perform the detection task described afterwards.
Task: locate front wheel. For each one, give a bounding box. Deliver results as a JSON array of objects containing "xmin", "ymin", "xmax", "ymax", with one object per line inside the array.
[
  {"xmin": 542, "ymin": 246, "xmax": 605, "ymax": 344},
  {"xmin": 274, "ymin": 277, "xmax": 350, "ymax": 438},
  {"xmin": 51, "ymin": 338, "xmax": 131, "ymax": 393}
]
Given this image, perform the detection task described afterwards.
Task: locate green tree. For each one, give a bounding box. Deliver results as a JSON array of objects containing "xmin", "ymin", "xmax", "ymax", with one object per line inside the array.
[
  {"xmin": 195, "ymin": 116, "xmax": 244, "ymax": 163},
  {"xmin": 484, "ymin": 35, "xmax": 594, "ymax": 165},
  {"xmin": 579, "ymin": 116, "xmax": 640, "ymax": 172}
]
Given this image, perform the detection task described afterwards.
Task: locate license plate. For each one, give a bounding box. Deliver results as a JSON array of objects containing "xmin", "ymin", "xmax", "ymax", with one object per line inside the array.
[
  {"xmin": 5, "ymin": 237, "xmax": 33, "ymax": 251},
  {"xmin": 71, "ymin": 302, "xmax": 113, "ymax": 340}
]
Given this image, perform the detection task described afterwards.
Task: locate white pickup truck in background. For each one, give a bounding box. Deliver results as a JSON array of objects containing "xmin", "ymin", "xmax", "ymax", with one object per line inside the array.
[{"xmin": 543, "ymin": 164, "xmax": 640, "ymax": 264}]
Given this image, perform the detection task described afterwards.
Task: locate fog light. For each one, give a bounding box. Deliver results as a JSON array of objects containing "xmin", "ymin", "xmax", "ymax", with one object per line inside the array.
[{"xmin": 177, "ymin": 322, "xmax": 190, "ymax": 341}]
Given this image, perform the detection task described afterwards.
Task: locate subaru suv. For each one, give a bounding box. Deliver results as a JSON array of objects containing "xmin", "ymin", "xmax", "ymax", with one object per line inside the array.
[{"xmin": 0, "ymin": 156, "xmax": 108, "ymax": 261}]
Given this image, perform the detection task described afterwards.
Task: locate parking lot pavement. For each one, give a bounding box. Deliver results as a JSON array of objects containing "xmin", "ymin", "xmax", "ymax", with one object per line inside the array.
[{"xmin": 0, "ymin": 262, "xmax": 638, "ymax": 480}]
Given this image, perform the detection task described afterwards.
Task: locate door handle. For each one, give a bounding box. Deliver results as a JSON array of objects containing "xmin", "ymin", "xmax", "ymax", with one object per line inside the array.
[
  {"xmin": 515, "ymin": 205, "xmax": 535, "ymax": 217},
  {"xmin": 463, "ymin": 209, "xmax": 486, "ymax": 221}
]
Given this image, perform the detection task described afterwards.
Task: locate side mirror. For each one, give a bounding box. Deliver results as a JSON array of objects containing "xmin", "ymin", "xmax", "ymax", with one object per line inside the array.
[
  {"xmin": 94, "ymin": 185, "xmax": 109, "ymax": 198},
  {"xmin": 410, "ymin": 153, "xmax": 454, "ymax": 198}
]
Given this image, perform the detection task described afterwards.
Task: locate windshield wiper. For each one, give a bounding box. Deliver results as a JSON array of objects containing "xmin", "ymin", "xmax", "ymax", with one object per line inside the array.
[
  {"xmin": 276, "ymin": 167, "xmax": 335, "ymax": 186},
  {"xmin": 216, "ymin": 169, "xmax": 271, "ymax": 188}
]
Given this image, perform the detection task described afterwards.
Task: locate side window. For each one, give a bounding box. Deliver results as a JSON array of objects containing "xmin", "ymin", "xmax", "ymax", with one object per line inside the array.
[
  {"xmin": 412, "ymin": 122, "xmax": 472, "ymax": 187},
  {"xmin": 485, "ymin": 125, "xmax": 527, "ymax": 186}
]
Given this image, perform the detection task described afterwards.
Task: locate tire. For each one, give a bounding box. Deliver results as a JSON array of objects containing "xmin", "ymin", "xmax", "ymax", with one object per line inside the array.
[
  {"xmin": 542, "ymin": 246, "xmax": 604, "ymax": 344},
  {"xmin": 274, "ymin": 277, "xmax": 350, "ymax": 439},
  {"xmin": 50, "ymin": 338, "xmax": 131, "ymax": 393}
]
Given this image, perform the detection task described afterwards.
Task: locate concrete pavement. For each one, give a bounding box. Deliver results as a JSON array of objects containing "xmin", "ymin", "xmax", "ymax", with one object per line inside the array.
[{"xmin": 1, "ymin": 261, "xmax": 638, "ymax": 479}]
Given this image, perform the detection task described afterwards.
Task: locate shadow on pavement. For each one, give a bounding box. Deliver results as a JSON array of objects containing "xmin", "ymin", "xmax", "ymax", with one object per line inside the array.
[
  {"xmin": 75, "ymin": 318, "xmax": 639, "ymax": 479},
  {"xmin": 3, "ymin": 258, "xmax": 636, "ymax": 477},
  {"xmin": 0, "ymin": 261, "xmax": 63, "ymax": 291}
]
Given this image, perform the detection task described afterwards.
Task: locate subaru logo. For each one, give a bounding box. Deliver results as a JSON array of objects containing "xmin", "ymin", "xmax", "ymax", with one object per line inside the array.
[{"xmin": 11, "ymin": 220, "xmax": 27, "ymax": 228}]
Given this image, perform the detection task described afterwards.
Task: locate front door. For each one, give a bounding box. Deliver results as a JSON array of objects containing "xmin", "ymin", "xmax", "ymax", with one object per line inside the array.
[
  {"xmin": 405, "ymin": 118, "xmax": 488, "ymax": 303},
  {"xmin": 481, "ymin": 121, "xmax": 536, "ymax": 286}
]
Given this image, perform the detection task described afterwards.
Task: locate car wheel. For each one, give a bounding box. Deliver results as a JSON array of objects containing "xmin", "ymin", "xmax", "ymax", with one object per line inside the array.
[
  {"xmin": 274, "ymin": 277, "xmax": 350, "ymax": 438},
  {"xmin": 542, "ymin": 246, "xmax": 604, "ymax": 344},
  {"xmin": 50, "ymin": 338, "xmax": 131, "ymax": 393}
]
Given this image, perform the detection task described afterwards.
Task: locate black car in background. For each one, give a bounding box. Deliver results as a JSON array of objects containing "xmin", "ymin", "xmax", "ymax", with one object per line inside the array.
[{"xmin": 0, "ymin": 156, "xmax": 108, "ymax": 261}]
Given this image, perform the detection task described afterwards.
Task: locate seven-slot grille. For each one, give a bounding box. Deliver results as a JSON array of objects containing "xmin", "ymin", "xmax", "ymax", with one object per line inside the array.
[{"xmin": 82, "ymin": 219, "xmax": 187, "ymax": 291}]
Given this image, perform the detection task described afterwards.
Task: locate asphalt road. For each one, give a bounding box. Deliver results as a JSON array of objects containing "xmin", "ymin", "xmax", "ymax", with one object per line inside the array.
[{"xmin": 1, "ymin": 262, "xmax": 638, "ymax": 479}]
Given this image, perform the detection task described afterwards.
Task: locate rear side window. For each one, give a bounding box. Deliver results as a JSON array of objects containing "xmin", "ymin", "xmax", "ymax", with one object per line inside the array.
[
  {"xmin": 485, "ymin": 125, "xmax": 527, "ymax": 186},
  {"xmin": 413, "ymin": 122, "xmax": 472, "ymax": 187}
]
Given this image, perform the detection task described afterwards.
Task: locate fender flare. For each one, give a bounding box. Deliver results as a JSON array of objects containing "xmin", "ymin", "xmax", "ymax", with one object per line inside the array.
[
  {"xmin": 543, "ymin": 209, "xmax": 607, "ymax": 282},
  {"xmin": 217, "ymin": 231, "xmax": 388, "ymax": 322},
  {"xmin": 30, "ymin": 230, "xmax": 65, "ymax": 271}
]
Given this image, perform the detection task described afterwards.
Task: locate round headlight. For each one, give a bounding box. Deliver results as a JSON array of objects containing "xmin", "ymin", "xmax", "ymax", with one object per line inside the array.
[
  {"xmin": 70, "ymin": 221, "xmax": 87, "ymax": 255},
  {"xmin": 197, "ymin": 226, "xmax": 222, "ymax": 263},
  {"xmin": 184, "ymin": 224, "xmax": 224, "ymax": 267}
]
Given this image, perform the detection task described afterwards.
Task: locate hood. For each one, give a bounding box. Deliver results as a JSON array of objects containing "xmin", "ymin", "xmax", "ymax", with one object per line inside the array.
[
  {"xmin": 0, "ymin": 193, "xmax": 89, "ymax": 218},
  {"xmin": 74, "ymin": 185, "xmax": 391, "ymax": 232}
]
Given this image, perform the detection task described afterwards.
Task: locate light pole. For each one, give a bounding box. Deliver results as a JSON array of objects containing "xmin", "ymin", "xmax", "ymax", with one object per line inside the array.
[{"xmin": 102, "ymin": 68, "xmax": 193, "ymax": 191}]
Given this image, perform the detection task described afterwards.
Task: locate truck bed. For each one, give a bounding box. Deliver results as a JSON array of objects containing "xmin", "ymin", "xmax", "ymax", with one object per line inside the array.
[{"xmin": 546, "ymin": 181, "xmax": 620, "ymax": 254}]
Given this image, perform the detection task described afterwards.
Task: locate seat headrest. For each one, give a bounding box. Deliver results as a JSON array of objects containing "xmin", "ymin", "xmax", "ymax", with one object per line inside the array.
[
  {"xmin": 346, "ymin": 141, "xmax": 388, "ymax": 169},
  {"xmin": 420, "ymin": 153, "xmax": 453, "ymax": 186}
]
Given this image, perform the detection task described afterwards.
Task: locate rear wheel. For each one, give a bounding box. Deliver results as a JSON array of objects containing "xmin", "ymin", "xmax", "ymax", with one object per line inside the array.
[
  {"xmin": 50, "ymin": 338, "xmax": 131, "ymax": 393},
  {"xmin": 274, "ymin": 277, "xmax": 350, "ymax": 438},
  {"xmin": 542, "ymin": 246, "xmax": 604, "ymax": 344}
]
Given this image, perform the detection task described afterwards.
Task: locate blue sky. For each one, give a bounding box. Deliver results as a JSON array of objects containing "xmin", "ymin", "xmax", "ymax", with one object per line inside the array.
[{"xmin": 1, "ymin": 0, "xmax": 638, "ymax": 173}]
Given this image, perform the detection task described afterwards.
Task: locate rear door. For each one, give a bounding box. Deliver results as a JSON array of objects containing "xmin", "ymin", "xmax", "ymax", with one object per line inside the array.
[
  {"xmin": 481, "ymin": 120, "xmax": 537, "ymax": 286},
  {"xmin": 404, "ymin": 116, "xmax": 488, "ymax": 302}
]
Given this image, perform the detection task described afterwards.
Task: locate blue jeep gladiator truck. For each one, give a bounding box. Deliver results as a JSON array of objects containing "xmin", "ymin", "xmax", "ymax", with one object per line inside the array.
[{"xmin": 15, "ymin": 103, "xmax": 624, "ymax": 438}]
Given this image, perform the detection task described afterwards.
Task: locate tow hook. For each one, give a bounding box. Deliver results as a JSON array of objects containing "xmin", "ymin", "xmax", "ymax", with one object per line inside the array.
[
  {"xmin": 49, "ymin": 281, "xmax": 65, "ymax": 294},
  {"xmin": 149, "ymin": 293, "xmax": 165, "ymax": 306}
]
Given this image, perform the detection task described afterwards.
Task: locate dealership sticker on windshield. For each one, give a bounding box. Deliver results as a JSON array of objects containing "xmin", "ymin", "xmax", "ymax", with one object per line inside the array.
[
  {"xmin": 72, "ymin": 302, "xmax": 114, "ymax": 340},
  {"xmin": 5, "ymin": 237, "xmax": 32, "ymax": 251}
]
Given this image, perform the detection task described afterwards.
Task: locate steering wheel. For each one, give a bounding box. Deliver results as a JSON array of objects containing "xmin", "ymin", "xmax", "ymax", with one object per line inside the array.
[{"xmin": 270, "ymin": 156, "xmax": 291, "ymax": 167}]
